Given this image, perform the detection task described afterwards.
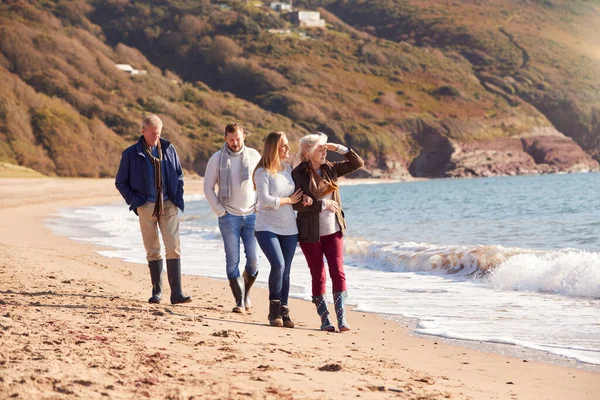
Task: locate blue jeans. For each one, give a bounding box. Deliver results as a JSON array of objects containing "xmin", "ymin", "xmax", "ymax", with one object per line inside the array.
[
  {"xmin": 255, "ymin": 230, "xmax": 298, "ymax": 305},
  {"xmin": 218, "ymin": 213, "xmax": 259, "ymax": 279}
]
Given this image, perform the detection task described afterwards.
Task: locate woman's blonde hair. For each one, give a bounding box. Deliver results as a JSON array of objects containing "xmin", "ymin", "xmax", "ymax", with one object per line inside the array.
[
  {"xmin": 298, "ymin": 132, "xmax": 327, "ymax": 163},
  {"xmin": 252, "ymin": 131, "xmax": 287, "ymax": 189}
]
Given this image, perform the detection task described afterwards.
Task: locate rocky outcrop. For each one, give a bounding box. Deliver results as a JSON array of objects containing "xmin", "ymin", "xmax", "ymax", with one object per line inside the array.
[
  {"xmin": 525, "ymin": 96, "xmax": 600, "ymax": 159},
  {"xmin": 349, "ymin": 159, "xmax": 411, "ymax": 180},
  {"xmin": 403, "ymin": 119, "xmax": 455, "ymax": 177},
  {"xmin": 400, "ymin": 118, "xmax": 598, "ymax": 179},
  {"xmin": 446, "ymin": 135, "xmax": 598, "ymax": 178},
  {"xmin": 522, "ymin": 136, "xmax": 599, "ymax": 171},
  {"xmin": 446, "ymin": 138, "xmax": 542, "ymax": 178}
]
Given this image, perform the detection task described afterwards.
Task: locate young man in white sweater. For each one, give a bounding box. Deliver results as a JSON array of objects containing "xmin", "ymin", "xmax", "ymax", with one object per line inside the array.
[{"xmin": 203, "ymin": 122, "xmax": 261, "ymax": 313}]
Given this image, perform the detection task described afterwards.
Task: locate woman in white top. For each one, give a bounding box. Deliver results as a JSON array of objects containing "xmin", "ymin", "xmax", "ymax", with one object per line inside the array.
[{"xmin": 252, "ymin": 131, "xmax": 303, "ymax": 328}]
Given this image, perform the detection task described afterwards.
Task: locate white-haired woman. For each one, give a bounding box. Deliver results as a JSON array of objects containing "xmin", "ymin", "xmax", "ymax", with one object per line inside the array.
[{"xmin": 291, "ymin": 133, "xmax": 364, "ymax": 332}]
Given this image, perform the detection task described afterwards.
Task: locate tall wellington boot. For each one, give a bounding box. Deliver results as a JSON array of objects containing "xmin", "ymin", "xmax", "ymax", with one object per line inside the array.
[
  {"xmin": 333, "ymin": 291, "xmax": 350, "ymax": 332},
  {"xmin": 229, "ymin": 276, "xmax": 245, "ymax": 313},
  {"xmin": 312, "ymin": 295, "xmax": 336, "ymax": 332},
  {"xmin": 243, "ymin": 271, "xmax": 258, "ymax": 312},
  {"xmin": 148, "ymin": 259, "xmax": 163, "ymax": 304},
  {"xmin": 166, "ymin": 259, "xmax": 192, "ymax": 305}
]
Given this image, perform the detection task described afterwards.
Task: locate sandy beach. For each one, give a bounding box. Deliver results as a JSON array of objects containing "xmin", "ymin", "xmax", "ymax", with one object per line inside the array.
[{"xmin": 0, "ymin": 177, "xmax": 598, "ymax": 399}]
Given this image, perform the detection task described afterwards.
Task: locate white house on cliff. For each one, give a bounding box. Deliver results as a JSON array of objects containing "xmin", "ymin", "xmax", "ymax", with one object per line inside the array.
[{"xmin": 289, "ymin": 11, "xmax": 325, "ymax": 28}]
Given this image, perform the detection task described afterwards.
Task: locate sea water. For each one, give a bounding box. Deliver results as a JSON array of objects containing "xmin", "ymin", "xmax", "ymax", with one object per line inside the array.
[{"xmin": 47, "ymin": 173, "xmax": 600, "ymax": 367}]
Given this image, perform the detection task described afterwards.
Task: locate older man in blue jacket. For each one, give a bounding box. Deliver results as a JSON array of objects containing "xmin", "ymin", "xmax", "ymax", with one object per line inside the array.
[{"xmin": 115, "ymin": 114, "xmax": 191, "ymax": 305}]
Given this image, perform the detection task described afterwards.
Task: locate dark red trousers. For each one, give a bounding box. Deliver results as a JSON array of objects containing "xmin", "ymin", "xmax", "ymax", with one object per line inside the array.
[{"xmin": 299, "ymin": 231, "xmax": 346, "ymax": 297}]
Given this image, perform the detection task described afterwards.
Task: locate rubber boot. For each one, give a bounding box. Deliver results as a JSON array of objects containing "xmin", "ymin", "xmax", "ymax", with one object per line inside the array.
[
  {"xmin": 333, "ymin": 291, "xmax": 350, "ymax": 332},
  {"xmin": 166, "ymin": 259, "xmax": 192, "ymax": 305},
  {"xmin": 268, "ymin": 300, "xmax": 283, "ymax": 327},
  {"xmin": 148, "ymin": 259, "xmax": 163, "ymax": 304},
  {"xmin": 229, "ymin": 276, "xmax": 245, "ymax": 313},
  {"xmin": 281, "ymin": 305, "xmax": 294, "ymax": 328},
  {"xmin": 312, "ymin": 295, "xmax": 335, "ymax": 332},
  {"xmin": 243, "ymin": 270, "xmax": 258, "ymax": 312}
]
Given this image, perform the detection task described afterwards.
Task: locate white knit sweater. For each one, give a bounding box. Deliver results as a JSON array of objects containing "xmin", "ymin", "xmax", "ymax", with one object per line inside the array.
[
  {"xmin": 203, "ymin": 147, "xmax": 261, "ymax": 217},
  {"xmin": 254, "ymin": 164, "xmax": 298, "ymax": 236}
]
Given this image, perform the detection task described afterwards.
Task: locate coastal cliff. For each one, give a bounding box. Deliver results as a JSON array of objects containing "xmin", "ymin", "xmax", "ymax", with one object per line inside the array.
[{"xmin": 0, "ymin": 0, "xmax": 598, "ymax": 178}]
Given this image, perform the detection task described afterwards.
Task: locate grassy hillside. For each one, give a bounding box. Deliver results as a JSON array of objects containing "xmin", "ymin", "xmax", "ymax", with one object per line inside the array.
[
  {"xmin": 84, "ymin": 0, "xmax": 561, "ymax": 175},
  {"xmin": 311, "ymin": 0, "xmax": 600, "ymax": 159},
  {"xmin": 1, "ymin": 0, "xmax": 598, "ymax": 177},
  {"xmin": 0, "ymin": 0, "xmax": 306, "ymax": 177}
]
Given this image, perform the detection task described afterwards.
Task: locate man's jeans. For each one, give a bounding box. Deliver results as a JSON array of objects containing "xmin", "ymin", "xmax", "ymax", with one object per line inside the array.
[
  {"xmin": 218, "ymin": 213, "xmax": 259, "ymax": 279},
  {"xmin": 255, "ymin": 231, "xmax": 298, "ymax": 305}
]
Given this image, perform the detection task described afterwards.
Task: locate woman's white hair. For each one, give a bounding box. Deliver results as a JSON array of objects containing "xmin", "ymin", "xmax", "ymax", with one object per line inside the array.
[{"xmin": 298, "ymin": 132, "xmax": 327, "ymax": 162}]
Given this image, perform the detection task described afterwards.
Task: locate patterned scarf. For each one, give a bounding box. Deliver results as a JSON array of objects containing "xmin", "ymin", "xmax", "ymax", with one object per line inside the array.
[
  {"xmin": 141, "ymin": 136, "xmax": 164, "ymax": 217},
  {"xmin": 308, "ymin": 163, "xmax": 338, "ymax": 199},
  {"xmin": 218, "ymin": 143, "xmax": 250, "ymax": 205}
]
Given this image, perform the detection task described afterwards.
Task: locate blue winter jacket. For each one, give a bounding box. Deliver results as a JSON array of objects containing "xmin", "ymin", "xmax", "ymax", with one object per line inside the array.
[{"xmin": 115, "ymin": 136, "xmax": 185, "ymax": 214}]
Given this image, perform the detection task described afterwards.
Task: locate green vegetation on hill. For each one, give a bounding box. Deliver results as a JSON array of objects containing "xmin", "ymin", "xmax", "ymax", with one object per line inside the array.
[
  {"xmin": 0, "ymin": 0, "xmax": 305, "ymax": 177},
  {"xmin": 314, "ymin": 0, "xmax": 600, "ymax": 159},
  {"xmin": 1, "ymin": 0, "xmax": 598, "ymax": 178},
  {"xmin": 82, "ymin": 0, "xmax": 554, "ymax": 174}
]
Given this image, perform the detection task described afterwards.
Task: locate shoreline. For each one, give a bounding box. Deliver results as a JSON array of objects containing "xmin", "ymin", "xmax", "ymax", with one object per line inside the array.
[
  {"xmin": 1, "ymin": 177, "xmax": 599, "ymax": 399},
  {"xmin": 68, "ymin": 241, "xmax": 600, "ymax": 374},
  {"xmin": 51, "ymin": 191, "xmax": 600, "ymax": 372}
]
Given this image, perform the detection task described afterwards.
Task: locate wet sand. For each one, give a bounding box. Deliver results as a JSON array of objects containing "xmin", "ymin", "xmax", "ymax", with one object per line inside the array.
[{"xmin": 0, "ymin": 177, "xmax": 598, "ymax": 399}]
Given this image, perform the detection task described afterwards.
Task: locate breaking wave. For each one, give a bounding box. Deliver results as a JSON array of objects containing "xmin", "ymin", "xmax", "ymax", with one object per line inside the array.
[{"xmin": 344, "ymin": 238, "xmax": 600, "ymax": 298}]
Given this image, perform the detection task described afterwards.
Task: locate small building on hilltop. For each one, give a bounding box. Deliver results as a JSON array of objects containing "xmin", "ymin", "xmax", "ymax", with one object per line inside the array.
[
  {"xmin": 288, "ymin": 11, "xmax": 325, "ymax": 28},
  {"xmin": 270, "ymin": 2, "xmax": 292, "ymax": 12},
  {"xmin": 115, "ymin": 64, "xmax": 147, "ymax": 76}
]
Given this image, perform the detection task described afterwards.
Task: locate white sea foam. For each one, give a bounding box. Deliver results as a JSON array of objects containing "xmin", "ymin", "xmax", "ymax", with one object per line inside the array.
[
  {"xmin": 344, "ymin": 239, "xmax": 521, "ymax": 275},
  {"xmin": 487, "ymin": 250, "xmax": 600, "ymax": 298},
  {"xmin": 185, "ymin": 193, "xmax": 206, "ymax": 201},
  {"xmin": 46, "ymin": 186, "xmax": 600, "ymax": 367},
  {"xmin": 414, "ymin": 321, "xmax": 600, "ymax": 365},
  {"xmin": 344, "ymin": 239, "xmax": 600, "ymax": 299}
]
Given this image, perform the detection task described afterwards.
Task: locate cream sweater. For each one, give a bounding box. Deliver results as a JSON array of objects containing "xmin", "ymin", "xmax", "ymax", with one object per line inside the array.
[{"xmin": 203, "ymin": 147, "xmax": 261, "ymax": 217}]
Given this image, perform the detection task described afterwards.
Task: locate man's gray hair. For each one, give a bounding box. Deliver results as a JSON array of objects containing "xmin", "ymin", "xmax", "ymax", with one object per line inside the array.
[
  {"xmin": 298, "ymin": 132, "xmax": 327, "ymax": 163},
  {"xmin": 142, "ymin": 114, "xmax": 163, "ymax": 129}
]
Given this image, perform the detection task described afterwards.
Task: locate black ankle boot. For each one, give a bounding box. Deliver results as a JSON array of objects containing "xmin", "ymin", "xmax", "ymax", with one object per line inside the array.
[
  {"xmin": 243, "ymin": 271, "xmax": 257, "ymax": 312},
  {"xmin": 148, "ymin": 259, "xmax": 163, "ymax": 304},
  {"xmin": 229, "ymin": 277, "xmax": 245, "ymax": 313},
  {"xmin": 268, "ymin": 300, "xmax": 283, "ymax": 327},
  {"xmin": 281, "ymin": 305, "xmax": 294, "ymax": 328},
  {"xmin": 166, "ymin": 259, "xmax": 192, "ymax": 305}
]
